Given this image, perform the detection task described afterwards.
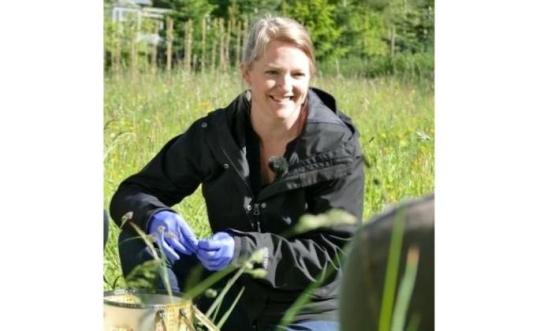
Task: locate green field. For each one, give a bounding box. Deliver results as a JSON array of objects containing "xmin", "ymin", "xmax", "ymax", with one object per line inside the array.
[{"xmin": 104, "ymin": 71, "xmax": 434, "ymax": 290}]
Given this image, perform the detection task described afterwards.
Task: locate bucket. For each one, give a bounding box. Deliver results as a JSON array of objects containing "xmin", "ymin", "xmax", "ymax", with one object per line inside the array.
[{"xmin": 104, "ymin": 289, "xmax": 218, "ymax": 331}]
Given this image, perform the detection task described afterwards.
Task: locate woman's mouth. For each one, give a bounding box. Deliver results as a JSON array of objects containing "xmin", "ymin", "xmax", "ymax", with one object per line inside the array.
[{"xmin": 269, "ymin": 95, "xmax": 294, "ymax": 104}]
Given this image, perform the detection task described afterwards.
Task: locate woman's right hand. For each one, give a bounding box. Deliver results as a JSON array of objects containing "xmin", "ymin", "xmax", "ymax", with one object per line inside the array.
[{"xmin": 148, "ymin": 211, "xmax": 199, "ymax": 262}]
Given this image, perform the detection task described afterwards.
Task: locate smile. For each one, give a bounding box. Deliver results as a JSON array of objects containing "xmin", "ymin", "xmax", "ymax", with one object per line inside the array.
[{"xmin": 269, "ymin": 95, "xmax": 294, "ymax": 103}]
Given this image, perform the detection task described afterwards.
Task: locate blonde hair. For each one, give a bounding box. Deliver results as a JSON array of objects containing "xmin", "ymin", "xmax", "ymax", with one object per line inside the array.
[{"xmin": 241, "ymin": 16, "xmax": 316, "ymax": 74}]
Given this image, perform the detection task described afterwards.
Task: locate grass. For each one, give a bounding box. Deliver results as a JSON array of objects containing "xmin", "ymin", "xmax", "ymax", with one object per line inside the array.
[{"xmin": 103, "ymin": 69, "xmax": 434, "ymax": 304}]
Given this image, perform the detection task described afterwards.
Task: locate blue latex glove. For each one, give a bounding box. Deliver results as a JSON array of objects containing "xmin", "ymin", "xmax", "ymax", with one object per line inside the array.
[
  {"xmin": 196, "ymin": 232, "xmax": 235, "ymax": 271},
  {"xmin": 148, "ymin": 211, "xmax": 199, "ymax": 263}
]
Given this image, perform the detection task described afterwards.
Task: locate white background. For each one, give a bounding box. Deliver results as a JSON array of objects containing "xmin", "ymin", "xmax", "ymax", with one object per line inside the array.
[{"xmin": 1, "ymin": 1, "xmax": 539, "ymax": 330}]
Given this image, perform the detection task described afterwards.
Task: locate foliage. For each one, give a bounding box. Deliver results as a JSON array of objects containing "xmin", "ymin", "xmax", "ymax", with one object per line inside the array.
[
  {"xmin": 382, "ymin": 0, "xmax": 434, "ymax": 54},
  {"xmin": 359, "ymin": 8, "xmax": 389, "ymax": 58},
  {"xmin": 154, "ymin": 0, "xmax": 216, "ymax": 63},
  {"xmin": 211, "ymin": 0, "xmax": 282, "ymax": 20},
  {"xmin": 281, "ymin": 0, "xmax": 344, "ymax": 62},
  {"xmin": 319, "ymin": 51, "xmax": 433, "ymax": 79},
  {"xmin": 103, "ymin": 0, "xmax": 434, "ymax": 78}
]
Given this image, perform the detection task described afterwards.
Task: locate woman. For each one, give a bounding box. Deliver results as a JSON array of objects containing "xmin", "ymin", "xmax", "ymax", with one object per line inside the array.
[{"xmin": 110, "ymin": 16, "xmax": 364, "ymax": 331}]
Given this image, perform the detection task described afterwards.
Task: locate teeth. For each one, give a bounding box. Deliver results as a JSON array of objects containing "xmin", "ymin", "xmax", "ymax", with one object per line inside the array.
[{"xmin": 271, "ymin": 96, "xmax": 293, "ymax": 101}]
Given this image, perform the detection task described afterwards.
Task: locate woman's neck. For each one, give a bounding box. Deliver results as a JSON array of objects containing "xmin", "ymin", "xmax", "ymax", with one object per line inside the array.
[{"xmin": 250, "ymin": 105, "xmax": 307, "ymax": 145}]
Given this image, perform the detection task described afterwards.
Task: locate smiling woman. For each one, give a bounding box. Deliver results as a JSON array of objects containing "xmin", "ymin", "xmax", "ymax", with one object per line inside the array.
[
  {"xmin": 240, "ymin": 17, "xmax": 315, "ymax": 186},
  {"xmin": 109, "ymin": 15, "xmax": 365, "ymax": 331},
  {"xmin": 243, "ymin": 39, "xmax": 312, "ymax": 185},
  {"xmin": 242, "ymin": 40, "xmax": 310, "ymax": 127}
]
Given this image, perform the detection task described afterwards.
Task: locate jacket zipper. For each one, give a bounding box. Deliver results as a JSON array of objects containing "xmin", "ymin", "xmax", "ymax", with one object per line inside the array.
[
  {"xmin": 252, "ymin": 203, "xmax": 261, "ymax": 232},
  {"xmin": 219, "ymin": 146, "xmax": 263, "ymax": 231}
]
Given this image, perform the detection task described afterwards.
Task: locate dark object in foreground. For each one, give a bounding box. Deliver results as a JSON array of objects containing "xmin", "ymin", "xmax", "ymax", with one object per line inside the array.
[{"xmin": 339, "ymin": 194, "xmax": 434, "ymax": 331}]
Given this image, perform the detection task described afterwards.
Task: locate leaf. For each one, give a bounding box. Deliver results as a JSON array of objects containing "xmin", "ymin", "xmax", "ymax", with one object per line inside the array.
[
  {"xmin": 378, "ymin": 209, "xmax": 406, "ymax": 331},
  {"xmin": 391, "ymin": 247, "xmax": 420, "ymax": 331},
  {"xmin": 292, "ymin": 209, "xmax": 357, "ymax": 235},
  {"xmin": 216, "ymin": 286, "xmax": 246, "ymax": 330}
]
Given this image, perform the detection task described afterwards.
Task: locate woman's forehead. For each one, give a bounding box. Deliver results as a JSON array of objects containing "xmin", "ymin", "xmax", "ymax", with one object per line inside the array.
[{"xmin": 258, "ymin": 40, "xmax": 311, "ymax": 67}]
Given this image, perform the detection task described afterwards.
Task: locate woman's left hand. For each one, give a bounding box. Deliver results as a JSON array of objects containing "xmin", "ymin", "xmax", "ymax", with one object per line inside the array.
[{"xmin": 196, "ymin": 232, "xmax": 235, "ymax": 271}]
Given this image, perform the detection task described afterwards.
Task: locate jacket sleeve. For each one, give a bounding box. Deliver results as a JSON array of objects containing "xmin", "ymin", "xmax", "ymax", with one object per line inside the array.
[
  {"xmin": 109, "ymin": 118, "xmax": 211, "ymax": 232},
  {"xmin": 229, "ymin": 153, "xmax": 365, "ymax": 291}
]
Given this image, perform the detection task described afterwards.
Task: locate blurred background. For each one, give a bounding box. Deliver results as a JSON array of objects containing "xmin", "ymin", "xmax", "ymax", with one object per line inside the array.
[{"xmin": 103, "ymin": 0, "xmax": 433, "ymax": 79}]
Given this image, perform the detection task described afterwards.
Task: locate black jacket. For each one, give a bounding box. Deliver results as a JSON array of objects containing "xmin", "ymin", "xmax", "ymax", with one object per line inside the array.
[{"xmin": 110, "ymin": 87, "xmax": 365, "ymax": 329}]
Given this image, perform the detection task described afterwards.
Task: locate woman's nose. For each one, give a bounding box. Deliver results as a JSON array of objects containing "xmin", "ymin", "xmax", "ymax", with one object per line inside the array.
[{"xmin": 277, "ymin": 74, "xmax": 293, "ymax": 91}]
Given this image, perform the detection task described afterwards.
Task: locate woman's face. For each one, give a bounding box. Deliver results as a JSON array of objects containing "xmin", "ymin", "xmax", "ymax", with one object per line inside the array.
[{"xmin": 243, "ymin": 40, "xmax": 311, "ymax": 123}]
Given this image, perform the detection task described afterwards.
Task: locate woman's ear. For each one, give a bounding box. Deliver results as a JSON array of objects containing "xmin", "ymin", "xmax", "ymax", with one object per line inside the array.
[{"xmin": 240, "ymin": 63, "xmax": 251, "ymax": 86}]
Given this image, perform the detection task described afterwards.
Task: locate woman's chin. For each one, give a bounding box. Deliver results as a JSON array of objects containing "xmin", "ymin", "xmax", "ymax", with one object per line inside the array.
[{"xmin": 268, "ymin": 105, "xmax": 300, "ymax": 121}]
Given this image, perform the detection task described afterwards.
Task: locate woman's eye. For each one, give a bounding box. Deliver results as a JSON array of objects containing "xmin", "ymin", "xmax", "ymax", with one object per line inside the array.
[
  {"xmin": 265, "ymin": 70, "xmax": 278, "ymax": 75},
  {"xmin": 293, "ymin": 72, "xmax": 306, "ymax": 77}
]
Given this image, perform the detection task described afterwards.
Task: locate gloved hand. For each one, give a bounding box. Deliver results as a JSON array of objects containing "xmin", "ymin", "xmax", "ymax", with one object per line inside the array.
[
  {"xmin": 196, "ymin": 232, "xmax": 235, "ymax": 271},
  {"xmin": 148, "ymin": 211, "xmax": 199, "ymax": 263}
]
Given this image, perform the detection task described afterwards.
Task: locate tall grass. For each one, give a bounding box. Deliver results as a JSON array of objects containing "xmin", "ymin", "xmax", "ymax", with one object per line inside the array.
[{"xmin": 104, "ymin": 70, "xmax": 434, "ymax": 294}]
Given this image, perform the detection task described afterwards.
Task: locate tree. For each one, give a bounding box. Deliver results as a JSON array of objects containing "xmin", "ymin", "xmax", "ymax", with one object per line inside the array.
[
  {"xmin": 282, "ymin": 0, "xmax": 344, "ymax": 63},
  {"xmin": 153, "ymin": 0, "xmax": 216, "ymax": 67},
  {"xmin": 211, "ymin": 0, "xmax": 283, "ymax": 20},
  {"xmin": 333, "ymin": 2, "xmax": 389, "ymax": 59}
]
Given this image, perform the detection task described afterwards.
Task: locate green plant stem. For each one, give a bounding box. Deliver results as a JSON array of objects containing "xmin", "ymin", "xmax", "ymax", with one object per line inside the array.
[
  {"xmin": 182, "ymin": 265, "xmax": 236, "ymax": 301},
  {"xmin": 391, "ymin": 247, "xmax": 420, "ymax": 331},
  {"xmin": 278, "ymin": 265, "xmax": 336, "ymax": 328},
  {"xmin": 378, "ymin": 210, "xmax": 406, "ymax": 331},
  {"xmin": 216, "ymin": 286, "xmax": 245, "ymax": 330},
  {"xmin": 206, "ymin": 265, "xmax": 247, "ymax": 318},
  {"xmin": 129, "ymin": 223, "xmax": 174, "ymax": 300}
]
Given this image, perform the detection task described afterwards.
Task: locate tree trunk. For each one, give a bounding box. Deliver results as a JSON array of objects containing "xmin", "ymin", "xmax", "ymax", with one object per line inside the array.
[
  {"xmin": 151, "ymin": 22, "xmax": 159, "ymax": 74},
  {"xmin": 225, "ymin": 18, "xmax": 231, "ymax": 68},
  {"xmin": 113, "ymin": 25, "xmax": 121, "ymax": 73},
  {"xmin": 235, "ymin": 20, "xmax": 242, "ymax": 67},
  {"xmin": 219, "ymin": 18, "xmax": 225, "ymax": 71},
  {"xmin": 184, "ymin": 20, "xmax": 193, "ymax": 73},
  {"xmin": 130, "ymin": 30, "xmax": 138, "ymax": 76},
  {"xmin": 166, "ymin": 17, "xmax": 173, "ymax": 73},
  {"xmin": 211, "ymin": 19, "xmax": 217, "ymax": 72},
  {"xmin": 201, "ymin": 18, "xmax": 206, "ymax": 72}
]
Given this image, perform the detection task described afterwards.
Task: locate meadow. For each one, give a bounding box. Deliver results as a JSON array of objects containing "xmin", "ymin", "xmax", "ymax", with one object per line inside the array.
[{"xmin": 103, "ymin": 70, "xmax": 434, "ymax": 291}]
